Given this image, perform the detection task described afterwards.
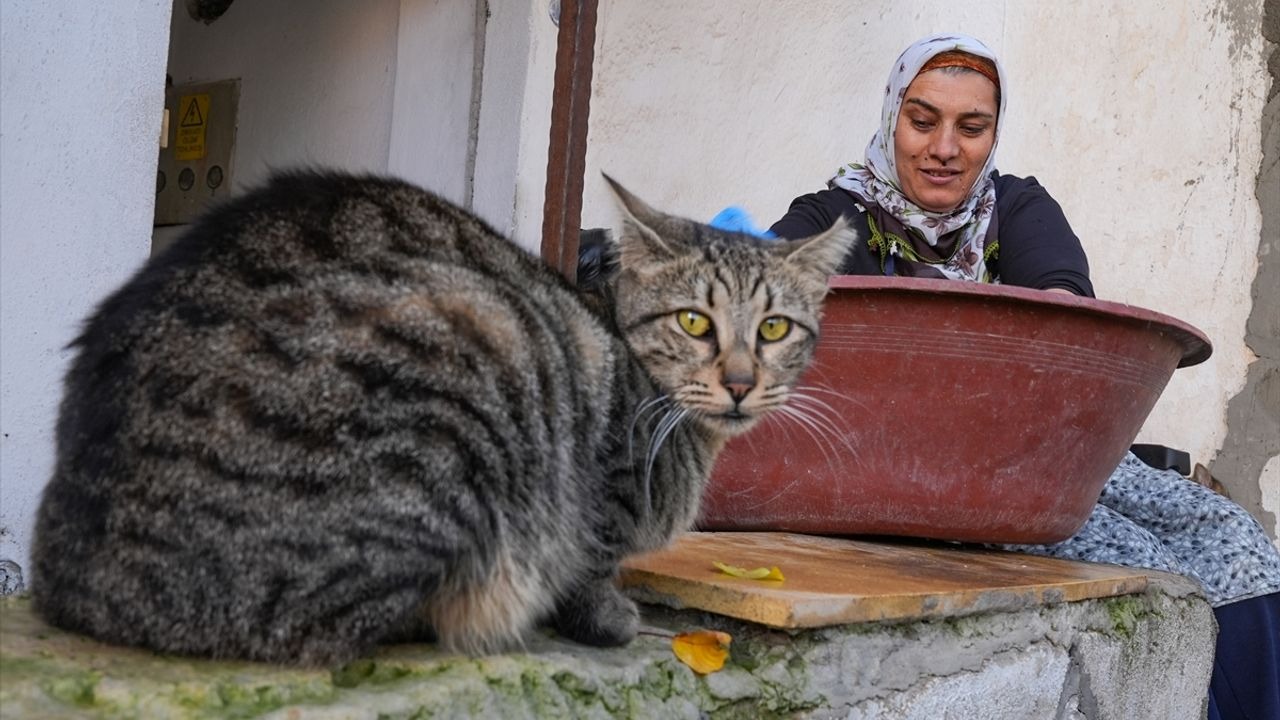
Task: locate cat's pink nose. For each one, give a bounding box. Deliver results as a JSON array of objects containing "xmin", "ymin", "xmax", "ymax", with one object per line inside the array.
[{"xmin": 725, "ymin": 383, "xmax": 752, "ymax": 402}]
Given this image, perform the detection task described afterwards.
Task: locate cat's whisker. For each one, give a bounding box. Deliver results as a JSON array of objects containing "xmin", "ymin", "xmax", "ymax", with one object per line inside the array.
[
  {"xmin": 758, "ymin": 396, "xmax": 789, "ymax": 408},
  {"xmin": 784, "ymin": 397, "xmax": 844, "ymax": 435},
  {"xmin": 759, "ymin": 384, "xmax": 791, "ymax": 401},
  {"xmin": 630, "ymin": 395, "xmax": 672, "ymax": 440},
  {"xmin": 642, "ymin": 407, "xmax": 690, "ymax": 518},
  {"xmin": 645, "ymin": 407, "xmax": 687, "ymax": 482},
  {"xmin": 785, "ymin": 394, "xmax": 860, "ymax": 458},
  {"xmin": 774, "ymin": 403, "xmax": 848, "ymax": 474},
  {"xmin": 635, "ymin": 393, "xmax": 672, "ymax": 417},
  {"xmin": 760, "ymin": 409, "xmax": 804, "ymax": 451},
  {"xmin": 789, "ymin": 388, "xmax": 856, "ymax": 421},
  {"xmin": 788, "ymin": 390, "xmax": 844, "ymax": 420},
  {"xmin": 795, "ymin": 383, "xmax": 853, "ymax": 398},
  {"xmin": 629, "ymin": 394, "xmax": 670, "ymax": 435},
  {"xmin": 628, "ymin": 395, "xmax": 672, "ymax": 500},
  {"xmin": 795, "ymin": 384, "xmax": 873, "ymax": 414},
  {"xmin": 774, "ymin": 405, "xmax": 838, "ymax": 471}
]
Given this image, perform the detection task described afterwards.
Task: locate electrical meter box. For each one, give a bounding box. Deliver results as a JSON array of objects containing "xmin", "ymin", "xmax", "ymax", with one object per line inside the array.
[{"xmin": 155, "ymin": 79, "xmax": 239, "ymax": 226}]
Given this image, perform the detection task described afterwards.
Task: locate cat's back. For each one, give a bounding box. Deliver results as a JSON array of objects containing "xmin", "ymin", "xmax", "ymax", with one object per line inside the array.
[
  {"xmin": 138, "ymin": 170, "xmax": 540, "ymax": 309},
  {"xmin": 55, "ymin": 170, "xmax": 590, "ymax": 466}
]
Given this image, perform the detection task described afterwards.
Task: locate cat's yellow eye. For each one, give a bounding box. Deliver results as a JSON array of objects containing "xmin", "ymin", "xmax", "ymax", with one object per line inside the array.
[
  {"xmin": 758, "ymin": 316, "xmax": 791, "ymax": 342},
  {"xmin": 677, "ymin": 310, "xmax": 712, "ymax": 338}
]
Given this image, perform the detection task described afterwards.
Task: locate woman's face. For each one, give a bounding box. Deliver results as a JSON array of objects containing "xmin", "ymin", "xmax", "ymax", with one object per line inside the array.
[{"xmin": 893, "ymin": 69, "xmax": 998, "ymax": 213}]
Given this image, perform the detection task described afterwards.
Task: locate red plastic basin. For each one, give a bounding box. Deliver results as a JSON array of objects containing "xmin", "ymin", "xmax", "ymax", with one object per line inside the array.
[{"xmin": 699, "ymin": 276, "xmax": 1212, "ymax": 544}]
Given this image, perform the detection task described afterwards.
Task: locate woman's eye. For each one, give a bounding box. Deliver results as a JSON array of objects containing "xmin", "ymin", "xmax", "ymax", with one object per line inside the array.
[
  {"xmin": 758, "ymin": 317, "xmax": 791, "ymax": 342},
  {"xmin": 677, "ymin": 310, "xmax": 712, "ymax": 338},
  {"xmin": 911, "ymin": 119, "xmax": 934, "ymax": 130},
  {"xmin": 961, "ymin": 125, "xmax": 988, "ymax": 136}
]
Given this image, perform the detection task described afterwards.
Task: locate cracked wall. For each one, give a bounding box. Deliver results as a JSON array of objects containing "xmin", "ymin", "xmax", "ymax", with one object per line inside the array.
[{"xmin": 1212, "ymin": 0, "xmax": 1280, "ymax": 544}]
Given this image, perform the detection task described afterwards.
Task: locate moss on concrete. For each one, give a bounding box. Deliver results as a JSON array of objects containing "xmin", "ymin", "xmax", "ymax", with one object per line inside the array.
[
  {"xmin": 1, "ymin": 596, "xmax": 796, "ymax": 719},
  {"xmin": 1102, "ymin": 595, "xmax": 1154, "ymax": 640},
  {"xmin": 0, "ymin": 588, "xmax": 1211, "ymax": 719}
]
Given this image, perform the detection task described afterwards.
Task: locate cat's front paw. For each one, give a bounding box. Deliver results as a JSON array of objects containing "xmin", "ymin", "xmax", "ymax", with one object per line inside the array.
[{"xmin": 551, "ymin": 578, "xmax": 639, "ymax": 647}]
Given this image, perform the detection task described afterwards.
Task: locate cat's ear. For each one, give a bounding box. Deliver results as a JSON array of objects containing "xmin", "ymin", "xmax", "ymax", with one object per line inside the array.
[
  {"xmin": 777, "ymin": 216, "xmax": 858, "ymax": 280},
  {"xmin": 602, "ymin": 173, "xmax": 679, "ymax": 267}
]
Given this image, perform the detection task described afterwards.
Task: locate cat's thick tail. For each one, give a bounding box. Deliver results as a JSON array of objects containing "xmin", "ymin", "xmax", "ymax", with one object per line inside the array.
[{"xmin": 421, "ymin": 546, "xmax": 559, "ymax": 655}]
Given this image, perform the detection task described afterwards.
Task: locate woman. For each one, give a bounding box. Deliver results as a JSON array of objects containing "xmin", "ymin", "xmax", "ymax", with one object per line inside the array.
[
  {"xmin": 769, "ymin": 34, "xmax": 1091, "ymax": 296},
  {"xmin": 765, "ymin": 32, "xmax": 1279, "ymax": 720}
]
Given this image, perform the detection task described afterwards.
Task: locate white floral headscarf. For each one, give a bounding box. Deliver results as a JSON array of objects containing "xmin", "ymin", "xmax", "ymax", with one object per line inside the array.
[{"xmin": 831, "ymin": 33, "xmax": 1007, "ymax": 282}]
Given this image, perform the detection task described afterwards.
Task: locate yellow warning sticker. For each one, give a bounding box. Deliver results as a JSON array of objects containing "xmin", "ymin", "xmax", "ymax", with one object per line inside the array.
[{"xmin": 175, "ymin": 94, "xmax": 210, "ymax": 161}]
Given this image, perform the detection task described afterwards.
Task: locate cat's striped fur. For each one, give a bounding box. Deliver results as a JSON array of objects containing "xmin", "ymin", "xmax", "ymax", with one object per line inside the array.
[{"xmin": 32, "ymin": 170, "xmax": 855, "ymax": 665}]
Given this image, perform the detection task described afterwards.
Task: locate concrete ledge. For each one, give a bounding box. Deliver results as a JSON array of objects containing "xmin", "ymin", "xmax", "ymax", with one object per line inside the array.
[{"xmin": 0, "ymin": 580, "xmax": 1214, "ymax": 719}]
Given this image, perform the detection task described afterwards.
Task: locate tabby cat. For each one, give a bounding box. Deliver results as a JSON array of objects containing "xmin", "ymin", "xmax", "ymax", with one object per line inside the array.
[{"xmin": 32, "ymin": 170, "xmax": 854, "ymax": 665}]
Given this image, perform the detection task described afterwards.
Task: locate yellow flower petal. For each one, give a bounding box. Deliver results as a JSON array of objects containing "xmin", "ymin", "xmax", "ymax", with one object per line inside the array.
[
  {"xmin": 671, "ymin": 630, "xmax": 732, "ymax": 674},
  {"xmin": 713, "ymin": 561, "xmax": 785, "ymax": 582}
]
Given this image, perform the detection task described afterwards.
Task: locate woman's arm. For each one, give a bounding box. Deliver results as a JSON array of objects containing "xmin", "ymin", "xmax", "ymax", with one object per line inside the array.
[
  {"xmin": 769, "ymin": 189, "xmax": 860, "ymax": 240},
  {"xmin": 993, "ymin": 174, "xmax": 1095, "ymax": 297},
  {"xmin": 770, "ymin": 190, "xmax": 880, "ymax": 276}
]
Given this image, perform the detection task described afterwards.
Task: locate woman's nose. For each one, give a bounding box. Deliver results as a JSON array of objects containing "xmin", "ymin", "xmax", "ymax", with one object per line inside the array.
[{"xmin": 930, "ymin": 127, "xmax": 960, "ymax": 162}]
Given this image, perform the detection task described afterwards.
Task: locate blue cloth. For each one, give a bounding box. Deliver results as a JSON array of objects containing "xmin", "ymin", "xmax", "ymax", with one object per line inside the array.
[{"xmin": 708, "ymin": 206, "xmax": 777, "ymax": 239}]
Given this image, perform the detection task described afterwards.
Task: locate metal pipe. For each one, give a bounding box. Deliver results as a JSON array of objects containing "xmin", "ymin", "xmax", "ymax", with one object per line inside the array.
[{"xmin": 540, "ymin": 0, "xmax": 598, "ymax": 284}]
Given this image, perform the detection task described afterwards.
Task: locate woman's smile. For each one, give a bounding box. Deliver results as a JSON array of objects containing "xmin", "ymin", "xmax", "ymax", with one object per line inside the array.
[{"xmin": 919, "ymin": 167, "xmax": 962, "ymax": 184}]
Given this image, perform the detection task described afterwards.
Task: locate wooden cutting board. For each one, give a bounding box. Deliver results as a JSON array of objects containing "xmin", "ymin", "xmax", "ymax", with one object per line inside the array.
[{"xmin": 620, "ymin": 532, "xmax": 1150, "ymax": 628}]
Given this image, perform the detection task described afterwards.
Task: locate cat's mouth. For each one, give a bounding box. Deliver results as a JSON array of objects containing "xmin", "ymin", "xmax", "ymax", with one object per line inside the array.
[{"xmin": 705, "ymin": 408, "xmax": 760, "ymax": 434}]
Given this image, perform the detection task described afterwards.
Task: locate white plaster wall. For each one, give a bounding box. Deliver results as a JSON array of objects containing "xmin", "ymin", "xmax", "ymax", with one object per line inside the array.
[
  {"xmin": 389, "ymin": 0, "xmax": 478, "ymax": 207},
  {"xmin": 470, "ymin": 0, "xmax": 561, "ymax": 251},
  {"xmin": 165, "ymin": 0, "xmax": 401, "ymax": 192},
  {"xmin": 508, "ymin": 2, "xmax": 561, "ymax": 254},
  {"xmin": 582, "ymin": 0, "xmax": 1269, "ymax": 466},
  {"xmin": 0, "ymin": 0, "xmax": 174, "ymax": 576}
]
